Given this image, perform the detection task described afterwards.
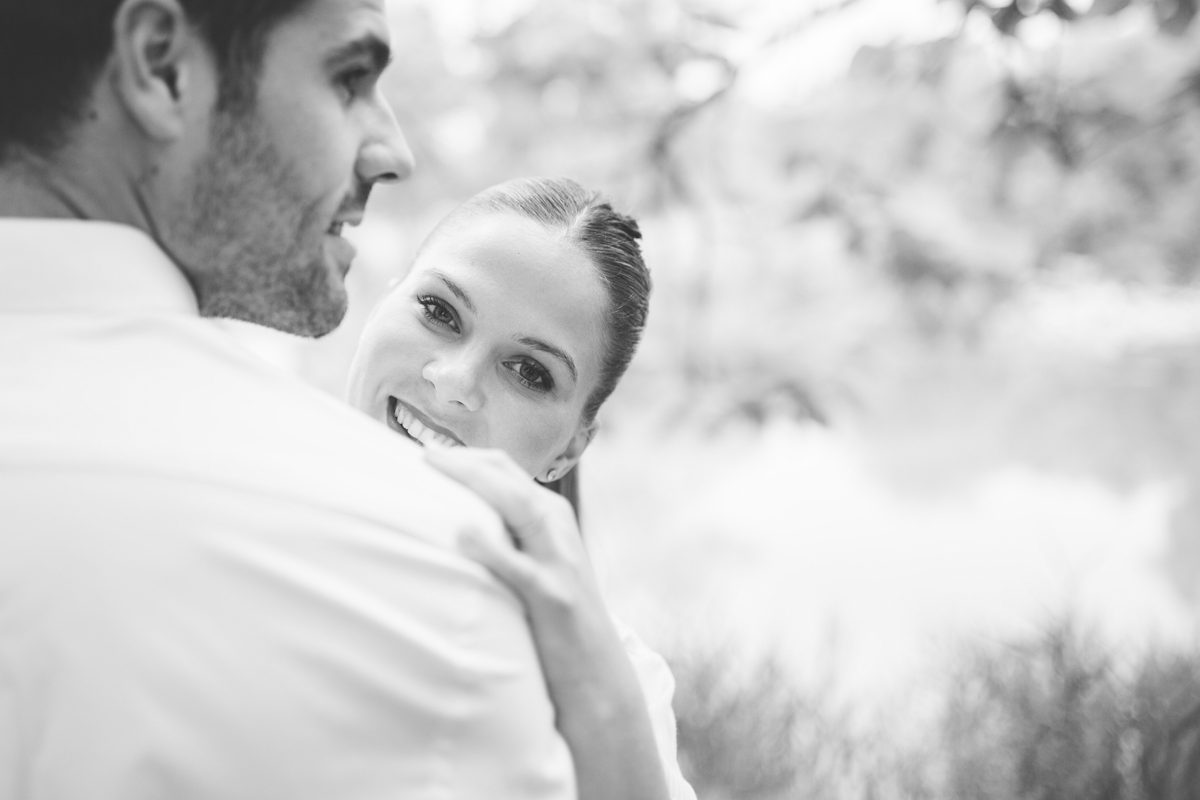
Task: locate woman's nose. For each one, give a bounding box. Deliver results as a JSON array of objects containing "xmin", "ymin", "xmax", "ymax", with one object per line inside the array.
[{"xmin": 422, "ymin": 354, "xmax": 483, "ymax": 412}]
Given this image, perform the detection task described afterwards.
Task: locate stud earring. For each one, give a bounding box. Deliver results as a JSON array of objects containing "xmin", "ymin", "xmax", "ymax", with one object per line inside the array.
[{"xmin": 545, "ymin": 469, "xmax": 559, "ymax": 482}]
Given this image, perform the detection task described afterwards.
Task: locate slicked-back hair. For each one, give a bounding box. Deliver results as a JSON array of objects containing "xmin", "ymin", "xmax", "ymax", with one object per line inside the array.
[
  {"xmin": 0, "ymin": 0, "xmax": 309, "ymax": 161},
  {"xmin": 456, "ymin": 176, "xmax": 652, "ymax": 428},
  {"xmin": 441, "ymin": 177, "xmax": 651, "ymax": 521}
]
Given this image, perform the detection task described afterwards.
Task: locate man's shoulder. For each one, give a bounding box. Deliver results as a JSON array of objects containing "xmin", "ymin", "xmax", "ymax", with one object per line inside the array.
[
  {"xmin": 0, "ymin": 315, "xmax": 575, "ymax": 800},
  {"xmin": 0, "ymin": 313, "xmax": 496, "ymax": 547}
]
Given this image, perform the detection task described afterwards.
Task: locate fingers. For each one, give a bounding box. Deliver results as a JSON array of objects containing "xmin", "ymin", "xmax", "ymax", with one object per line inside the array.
[
  {"xmin": 425, "ymin": 445, "xmax": 540, "ymax": 526},
  {"xmin": 424, "ymin": 444, "xmax": 577, "ymax": 558},
  {"xmin": 458, "ymin": 525, "xmax": 542, "ymax": 602},
  {"xmin": 427, "ymin": 445, "xmax": 607, "ymax": 645}
]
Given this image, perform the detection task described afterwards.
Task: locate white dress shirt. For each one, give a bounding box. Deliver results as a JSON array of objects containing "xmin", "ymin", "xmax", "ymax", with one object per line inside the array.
[{"xmin": 0, "ymin": 220, "xmax": 576, "ymax": 800}]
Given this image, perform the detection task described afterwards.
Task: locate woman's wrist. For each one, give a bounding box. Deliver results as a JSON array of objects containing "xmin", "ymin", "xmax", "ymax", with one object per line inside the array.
[{"xmin": 557, "ymin": 674, "xmax": 670, "ymax": 800}]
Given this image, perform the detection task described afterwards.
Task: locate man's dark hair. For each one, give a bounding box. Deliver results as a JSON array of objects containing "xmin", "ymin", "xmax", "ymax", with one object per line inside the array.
[{"xmin": 0, "ymin": 0, "xmax": 309, "ymax": 160}]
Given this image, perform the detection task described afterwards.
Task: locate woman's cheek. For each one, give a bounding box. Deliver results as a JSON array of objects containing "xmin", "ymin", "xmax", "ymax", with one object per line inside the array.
[
  {"xmin": 523, "ymin": 410, "xmax": 576, "ymax": 472},
  {"xmin": 390, "ymin": 315, "xmax": 427, "ymax": 353}
]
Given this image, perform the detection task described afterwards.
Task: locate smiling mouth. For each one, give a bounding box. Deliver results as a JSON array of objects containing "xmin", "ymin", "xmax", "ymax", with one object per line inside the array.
[{"xmin": 386, "ymin": 397, "xmax": 463, "ymax": 448}]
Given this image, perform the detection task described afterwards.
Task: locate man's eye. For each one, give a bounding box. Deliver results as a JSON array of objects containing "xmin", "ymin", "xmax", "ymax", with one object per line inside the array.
[
  {"xmin": 417, "ymin": 296, "xmax": 458, "ymax": 332},
  {"xmin": 508, "ymin": 359, "xmax": 553, "ymax": 393},
  {"xmin": 337, "ymin": 67, "xmax": 372, "ymax": 99}
]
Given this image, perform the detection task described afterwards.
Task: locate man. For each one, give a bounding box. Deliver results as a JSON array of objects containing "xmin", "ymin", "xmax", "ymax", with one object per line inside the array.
[{"xmin": 0, "ymin": 2, "xmax": 576, "ymax": 798}]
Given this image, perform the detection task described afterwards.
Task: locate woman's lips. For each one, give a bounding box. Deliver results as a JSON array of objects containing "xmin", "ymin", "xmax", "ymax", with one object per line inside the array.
[{"xmin": 386, "ymin": 397, "xmax": 464, "ymax": 448}]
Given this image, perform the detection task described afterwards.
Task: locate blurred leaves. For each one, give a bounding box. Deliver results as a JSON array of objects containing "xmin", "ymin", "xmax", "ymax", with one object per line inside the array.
[
  {"xmin": 938, "ymin": 620, "xmax": 1200, "ymax": 800},
  {"xmin": 246, "ymin": 1, "xmax": 1186, "ymax": 528},
  {"xmin": 382, "ymin": 0, "xmax": 1200, "ymax": 336},
  {"xmin": 669, "ymin": 640, "xmax": 902, "ymax": 800},
  {"xmin": 338, "ymin": 9, "xmax": 1200, "ymax": 796},
  {"xmin": 670, "ymin": 621, "xmax": 1200, "ymax": 800},
  {"xmin": 359, "ymin": 0, "xmax": 1200, "ymax": 463},
  {"xmin": 954, "ymin": 0, "xmax": 1196, "ymax": 35},
  {"xmin": 673, "ymin": 644, "xmax": 812, "ymax": 798}
]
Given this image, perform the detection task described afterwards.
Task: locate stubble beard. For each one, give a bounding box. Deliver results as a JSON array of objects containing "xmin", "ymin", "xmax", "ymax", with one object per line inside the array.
[{"xmin": 174, "ymin": 106, "xmax": 348, "ymax": 338}]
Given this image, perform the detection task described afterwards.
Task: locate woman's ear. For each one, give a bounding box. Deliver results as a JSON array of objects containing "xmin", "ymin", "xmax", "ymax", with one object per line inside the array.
[
  {"xmin": 538, "ymin": 422, "xmax": 597, "ymax": 483},
  {"xmin": 110, "ymin": 0, "xmax": 210, "ymax": 141}
]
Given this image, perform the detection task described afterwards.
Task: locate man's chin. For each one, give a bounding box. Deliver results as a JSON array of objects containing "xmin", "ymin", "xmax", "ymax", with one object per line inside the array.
[
  {"xmin": 275, "ymin": 256, "xmax": 350, "ymax": 338},
  {"xmin": 279, "ymin": 295, "xmax": 348, "ymax": 339},
  {"xmin": 198, "ymin": 283, "xmax": 348, "ymax": 338}
]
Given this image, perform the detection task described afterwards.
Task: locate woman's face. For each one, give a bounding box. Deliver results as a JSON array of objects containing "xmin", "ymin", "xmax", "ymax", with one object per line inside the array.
[{"xmin": 347, "ymin": 210, "xmax": 608, "ymax": 479}]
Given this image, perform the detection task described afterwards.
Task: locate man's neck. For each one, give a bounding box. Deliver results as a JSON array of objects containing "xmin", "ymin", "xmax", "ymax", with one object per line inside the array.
[
  {"xmin": 0, "ymin": 150, "xmax": 74, "ymax": 217},
  {"xmin": 0, "ymin": 147, "xmax": 138, "ymax": 224}
]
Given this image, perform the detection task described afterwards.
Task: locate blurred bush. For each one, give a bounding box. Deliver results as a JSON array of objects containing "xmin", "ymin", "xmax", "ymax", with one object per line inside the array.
[
  {"xmin": 669, "ymin": 620, "xmax": 1200, "ymax": 799},
  {"xmin": 295, "ymin": 7, "xmax": 1200, "ymax": 796},
  {"xmin": 339, "ymin": 1, "xmax": 1200, "ymax": 441}
]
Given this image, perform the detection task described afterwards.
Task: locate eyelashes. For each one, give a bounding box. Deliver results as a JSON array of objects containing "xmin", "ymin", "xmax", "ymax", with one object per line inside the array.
[
  {"xmin": 415, "ymin": 294, "xmax": 555, "ymax": 394},
  {"xmin": 507, "ymin": 358, "xmax": 554, "ymax": 392},
  {"xmin": 417, "ymin": 295, "xmax": 458, "ymax": 331},
  {"xmin": 335, "ymin": 64, "xmax": 377, "ymax": 103}
]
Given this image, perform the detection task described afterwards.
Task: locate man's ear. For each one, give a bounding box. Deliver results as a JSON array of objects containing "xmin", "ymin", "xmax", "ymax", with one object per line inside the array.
[
  {"xmin": 110, "ymin": 0, "xmax": 204, "ymax": 141},
  {"xmin": 538, "ymin": 421, "xmax": 597, "ymax": 483}
]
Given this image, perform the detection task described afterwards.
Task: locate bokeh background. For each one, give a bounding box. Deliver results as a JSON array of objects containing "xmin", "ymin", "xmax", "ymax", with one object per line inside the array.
[{"xmin": 229, "ymin": 0, "xmax": 1200, "ymax": 796}]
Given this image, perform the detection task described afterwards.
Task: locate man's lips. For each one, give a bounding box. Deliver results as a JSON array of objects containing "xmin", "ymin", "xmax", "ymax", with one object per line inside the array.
[
  {"xmin": 385, "ymin": 397, "xmax": 464, "ymax": 448},
  {"xmin": 324, "ymin": 234, "xmax": 356, "ymax": 275},
  {"xmin": 328, "ymin": 204, "xmax": 365, "ymax": 236}
]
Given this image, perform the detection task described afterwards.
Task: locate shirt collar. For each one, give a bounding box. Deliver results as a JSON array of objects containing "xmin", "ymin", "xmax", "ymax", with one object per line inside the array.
[{"xmin": 0, "ymin": 218, "xmax": 199, "ymax": 315}]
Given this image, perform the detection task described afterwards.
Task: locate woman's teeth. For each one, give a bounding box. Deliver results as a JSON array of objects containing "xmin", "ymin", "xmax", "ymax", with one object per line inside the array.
[{"xmin": 393, "ymin": 404, "xmax": 460, "ymax": 448}]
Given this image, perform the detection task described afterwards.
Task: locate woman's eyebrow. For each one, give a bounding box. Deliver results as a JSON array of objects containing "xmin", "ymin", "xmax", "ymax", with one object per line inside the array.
[
  {"xmin": 428, "ymin": 271, "xmax": 576, "ymax": 382},
  {"xmin": 433, "ymin": 273, "xmax": 476, "ymax": 313},
  {"xmin": 518, "ymin": 337, "xmax": 578, "ymax": 384}
]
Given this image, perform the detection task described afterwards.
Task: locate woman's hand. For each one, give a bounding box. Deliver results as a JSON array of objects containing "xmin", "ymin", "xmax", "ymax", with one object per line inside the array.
[
  {"xmin": 424, "ymin": 444, "xmax": 669, "ymax": 800},
  {"xmin": 426, "ymin": 445, "xmax": 609, "ymax": 678}
]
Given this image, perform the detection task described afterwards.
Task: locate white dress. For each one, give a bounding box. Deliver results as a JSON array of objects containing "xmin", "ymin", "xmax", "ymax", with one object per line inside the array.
[{"xmin": 616, "ymin": 621, "xmax": 698, "ymax": 800}]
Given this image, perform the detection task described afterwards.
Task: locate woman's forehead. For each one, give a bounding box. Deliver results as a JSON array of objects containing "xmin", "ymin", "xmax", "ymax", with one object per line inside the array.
[
  {"xmin": 414, "ymin": 214, "xmax": 596, "ymax": 301},
  {"xmin": 409, "ymin": 213, "xmax": 609, "ymax": 371}
]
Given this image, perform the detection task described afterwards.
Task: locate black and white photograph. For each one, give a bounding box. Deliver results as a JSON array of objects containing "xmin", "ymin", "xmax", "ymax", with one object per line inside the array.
[{"xmin": 2, "ymin": 1, "xmax": 1199, "ymax": 798}]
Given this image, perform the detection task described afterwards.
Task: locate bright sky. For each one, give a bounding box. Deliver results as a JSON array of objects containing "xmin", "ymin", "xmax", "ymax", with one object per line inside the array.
[
  {"xmin": 736, "ymin": 0, "xmax": 965, "ymax": 104},
  {"xmin": 402, "ymin": 0, "xmax": 966, "ymax": 103}
]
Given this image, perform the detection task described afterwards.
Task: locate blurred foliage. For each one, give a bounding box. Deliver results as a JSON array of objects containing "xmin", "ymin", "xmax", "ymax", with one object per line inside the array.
[
  {"xmin": 344, "ymin": 7, "xmax": 1200, "ymax": 796},
  {"xmin": 668, "ymin": 621, "xmax": 1200, "ymax": 799},
  {"xmin": 672, "ymin": 643, "xmax": 816, "ymax": 799},
  {"xmin": 956, "ymin": 0, "xmax": 1197, "ymax": 37},
  {"xmin": 365, "ymin": 0, "xmax": 1200, "ymax": 435},
  {"xmin": 669, "ymin": 640, "xmax": 898, "ymax": 800},
  {"xmin": 937, "ymin": 620, "xmax": 1200, "ymax": 800}
]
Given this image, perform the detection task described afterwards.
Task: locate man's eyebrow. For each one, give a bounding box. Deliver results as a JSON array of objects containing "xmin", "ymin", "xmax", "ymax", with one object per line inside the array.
[
  {"xmin": 518, "ymin": 337, "xmax": 578, "ymax": 384},
  {"xmin": 433, "ymin": 272, "xmax": 476, "ymax": 314},
  {"xmin": 325, "ymin": 34, "xmax": 392, "ymax": 73}
]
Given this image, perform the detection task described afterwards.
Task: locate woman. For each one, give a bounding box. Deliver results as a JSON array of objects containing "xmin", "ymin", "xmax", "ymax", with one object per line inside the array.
[{"xmin": 347, "ymin": 177, "xmax": 694, "ymax": 800}]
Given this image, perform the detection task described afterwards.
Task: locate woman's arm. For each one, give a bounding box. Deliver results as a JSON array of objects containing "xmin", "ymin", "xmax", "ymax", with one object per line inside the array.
[{"xmin": 425, "ymin": 444, "xmax": 671, "ymax": 800}]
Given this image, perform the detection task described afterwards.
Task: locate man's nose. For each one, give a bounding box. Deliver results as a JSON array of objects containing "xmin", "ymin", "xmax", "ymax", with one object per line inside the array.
[
  {"xmin": 422, "ymin": 354, "xmax": 483, "ymax": 412},
  {"xmin": 357, "ymin": 94, "xmax": 415, "ymax": 185}
]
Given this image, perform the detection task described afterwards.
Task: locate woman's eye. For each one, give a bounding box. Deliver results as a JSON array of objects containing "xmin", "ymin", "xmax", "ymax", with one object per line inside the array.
[
  {"xmin": 508, "ymin": 359, "xmax": 554, "ymax": 393},
  {"xmin": 417, "ymin": 296, "xmax": 459, "ymax": 332}
]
